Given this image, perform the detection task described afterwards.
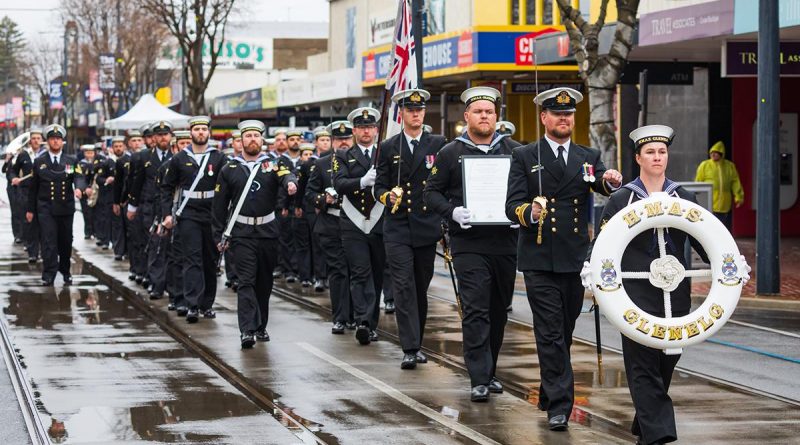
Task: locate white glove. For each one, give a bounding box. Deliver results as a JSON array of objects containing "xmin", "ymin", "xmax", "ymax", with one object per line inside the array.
[
  {"xmin": 740, "ymin": 255, "xmax": 751, "ymax": 285},
  {"xmin": 452, "ymin": 206, "xmax": 472, "ymax": 229},
  {"xmin": 359, "ymin": 168, "xmax": 377, "ymax": 188},
  {"xmin": 580, "ymin": 261, "xmax": 593, "ymax": 291}
]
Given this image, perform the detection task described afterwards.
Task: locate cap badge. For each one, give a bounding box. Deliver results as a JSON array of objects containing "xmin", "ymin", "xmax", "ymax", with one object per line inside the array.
[
  {"xmin": 362, "ymin": 110, "xmax": 369, "ymax": 119},
  {"xmin": 556, "ymin": 91, "xmax": 571, "ymax": 105},
  {"xmin": 410, "ymin": 92, "xmax": 421, "ymax": 102},
  {"xmin": 339, "ymin": 123, "xmax": 346, "ymax": 132}
]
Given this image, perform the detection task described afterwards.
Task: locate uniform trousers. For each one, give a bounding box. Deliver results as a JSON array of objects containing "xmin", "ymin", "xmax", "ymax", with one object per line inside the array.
[
  {"xmin": 8, "ymin": 185, "xmax": 22, "ymax": 240},
  {"xmin": 129, "ymin": 207, "xmax": 148, "ymax": 276},
  {"xmin": 341, "ymin": 226, "xmax": 383, "ymax": 330},
  {"xmin": 309, "ymin": 214, "xmax": 326, "ymax": 281},
  {"xmin": 38, "ymin": 211, "xmax": 73, "ymax": 281},
  {"xmin": 523, "ymin": 270, "xmax": 584, "ymax": 417},
  {"xmin": 622, "ymin": 331, "xmax": 681, "ymax": 444},
  {"xmin": 166, "ymin": 228, "xmax": 185, "ymax": 307},
  {"xmin": 147, "ymin": 232, "xmax": 168, "ymax": 294},
  {"xmin": 319, "ymin": 231, "xmax": 350, "ymax": 323},
  {"xmin": 93, "ymin": 197, "xmax": 112, "ymax": 244},
  {"xmin": 276, "ymin": 212, "xmax": 296, "ymax": 274},
  {"xmin": 19, "ymin": 188, "xmax": 39, "ymax": 258},
  {"xmin": 385, "ymin": 241, "xmax": 436, "ymax": 353},
  {"xmin": 293, "ymin": 215, "xmax": 312, "ymax": 281},
  {"xmin": 224, "ymin": 248, "xmax": 237, "ymax": 282},
  {"xmin": 454, "ymin": 253, "xmax": 516, "ymax": 386},
  {"xmin": 112, "ymin": 211, "xmax": 126, "ymax": 257},
  {"xmin": 177, "ymin": 218, "xmax": 219, "ymax": 310},
  {"xmin": 79, "ymin": 197, "xmax": 94, "ymax": 237},
  {"xmin": 232, "ymin": 237, "xmax": 277, "ymax": 333}
]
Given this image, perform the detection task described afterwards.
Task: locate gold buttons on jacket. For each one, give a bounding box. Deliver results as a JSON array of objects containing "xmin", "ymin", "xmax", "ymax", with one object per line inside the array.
[
  {"xmin": 552, "ymin": 227, "xmax": 557, "ymax": 232},
  {"xmin": 573, "ymin": 199, "xmax": 578, "ymax": 204},
  {"xmin": 551, "ymin": 217, "xmax": 556, "ymax": 223},
  {"xmin": 574, "ymin": 218, "xmax": 578, "ymax": 223},
  {"xmin": 422, "ymin": 180, "xmax": 426, "ymax": 185},
  {"xmin": 574, "ymin": 228, "xmax": 579, "ymax": 233},
  {"xmin": 550, "ymin": 198, "xmax": 555, "ymax": 203},
  {"xmin": 550, "ymin": 208, "xmax": 555, "ymax": 213},
  {"xmin": 406, "ymin": 182, "xmax": 411, "ymax": 187}
]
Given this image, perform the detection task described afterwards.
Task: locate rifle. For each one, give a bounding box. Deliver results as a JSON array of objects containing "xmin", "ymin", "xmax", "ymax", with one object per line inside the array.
[
  {"xmin": 438, "ymin": 222, "xmax": 463, "ymax": 319},
  {"xmin": 143, "ymin": 216, "xmax": 159, "ymax": 255}
]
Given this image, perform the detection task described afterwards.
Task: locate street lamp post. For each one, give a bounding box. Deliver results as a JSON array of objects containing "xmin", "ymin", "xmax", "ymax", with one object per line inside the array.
[{"xmin": 62, "ymin": 21, "xmax": 77, "ymax": 151}]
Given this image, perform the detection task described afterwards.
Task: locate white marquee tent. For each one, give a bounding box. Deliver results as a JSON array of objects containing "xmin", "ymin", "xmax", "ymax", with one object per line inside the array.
[{"xmin": 103, "ymin": 94, "xmax": 190, "ymax": 130}]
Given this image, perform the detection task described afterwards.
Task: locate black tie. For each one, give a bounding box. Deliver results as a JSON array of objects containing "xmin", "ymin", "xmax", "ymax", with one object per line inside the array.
[
  {"xmin": 410, "ymin": 139, "xmax": 419, "ymax": 154},
  {"xmin": 557, "ymin": 146, "xmax": 567, "ymax": 171},
  {"xmin": 53, "ymin": 156, "xmax": 59, "ymax": 165},
  {"xmin": 364, "ymin": 148, "xmax": 370, "ymax": 160}
]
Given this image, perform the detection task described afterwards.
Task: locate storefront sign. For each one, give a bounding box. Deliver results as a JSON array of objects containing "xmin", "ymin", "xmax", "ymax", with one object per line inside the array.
[
  {"xmin": 213, "ymin": 88, "xmax": 262, "ymax": 115},
  {"xmin": 369, "ymin": 8, "xmax": 396, "ymax": 47},
  {"xmin": 49, "ymin": 81, "xmax": 63, "ymax": 110},
  {"xmin": 261, "ymin": 86, "xmax": 277, "ymax": 110},
  {"xmin": 620, "ymin": 62, "xmax": 695, "ymax": 85},
  {"xmin": 510, "ymin": 82, "xmax": 583, "ymax": 94},
  {"xmin": 722, "ymin": 41, "xmax": 800, "ymax": 77},
  {"xmin": 515, "ymin": 28, "xmax": 559, "ymax": 65},
  {"xmin": 99, "ymin": 53, "xmax": 116, "ymax": 91},
  {"xmin": 639, "ymin": 0, "xmax": 734, "ymax": 46}
]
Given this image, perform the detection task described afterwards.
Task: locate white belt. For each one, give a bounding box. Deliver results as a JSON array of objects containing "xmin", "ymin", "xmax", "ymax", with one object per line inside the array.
[
  {"xmin": 326, "ymin": 208, "xmax": 341, "ymax": 216},
  {"xmin": 235, "ymin": 212, "xmax": 276, "ymax": 225},
  {"xmin": 183, "ymin": 190, "xmax": 215, "ymax": 199}
]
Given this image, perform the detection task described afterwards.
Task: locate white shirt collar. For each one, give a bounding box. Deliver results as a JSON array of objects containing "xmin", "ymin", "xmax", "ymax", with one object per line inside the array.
[
  {"xmin": 403, "ymin": 132, "xmax": 421, "ymax": 150},
  {"xmin": 544, "ymin": 134, "xmax": 571, "ymax": 158},
  {"xmin": 357, "ymin": 144, "xmax": 373, "ymax": 156}
]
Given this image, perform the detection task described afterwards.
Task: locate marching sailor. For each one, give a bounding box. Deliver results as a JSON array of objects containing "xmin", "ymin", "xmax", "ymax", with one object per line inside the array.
[
  {"xmin": 424, "ymin": 87, "xmax": 520, "ymax": 399},
  {"xmin": 213, "ymin": 120, "xmax": 297, "ymax": 348},
  {"xmin": 11, "ymin": 126, "xmax": 44, "ymax": 263},
  {"xmin": 161, "ymin": 116, "xmax": 227, "ymax": 323},
  {"xmin": 78, "ymin": 144, "xmax": 96, "ymax": 240},
  {"xmin": 504, "ymin": 87, "xmax": 622, "ymax": 430},
  {"xmin": 375, "ymin": 88, "xmax": 446, "ymax": 369}
]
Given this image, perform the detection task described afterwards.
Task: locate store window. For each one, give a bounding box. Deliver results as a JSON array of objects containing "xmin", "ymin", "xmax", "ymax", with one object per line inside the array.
[
  {"xmin": 426, "ymin": 0, "xmax": 445, "ymax": 35},
  {"xmin": 346, "ymin": 7, "xmax": 356, "ymax": 68}
]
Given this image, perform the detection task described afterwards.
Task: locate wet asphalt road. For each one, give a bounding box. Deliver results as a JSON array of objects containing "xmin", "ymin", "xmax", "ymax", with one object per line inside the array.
[{"xmin": 2, "ymin": 192, "xmax": 800, "ymax": 443}]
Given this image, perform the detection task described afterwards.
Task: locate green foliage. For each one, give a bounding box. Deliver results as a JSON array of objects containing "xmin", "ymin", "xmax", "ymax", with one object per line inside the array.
[{"xmin": 0, "ymin": 16, "xmax": 25, "ymax": 92}]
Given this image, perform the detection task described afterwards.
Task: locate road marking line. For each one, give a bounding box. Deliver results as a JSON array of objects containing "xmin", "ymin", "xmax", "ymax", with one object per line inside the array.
[
  {"xmin": 726, "ymin": 319, "xmax": 800, "ymax": 339},
  {"xmin": 296, "ymin": 342, "xmax": 502, "ymax": 445}
]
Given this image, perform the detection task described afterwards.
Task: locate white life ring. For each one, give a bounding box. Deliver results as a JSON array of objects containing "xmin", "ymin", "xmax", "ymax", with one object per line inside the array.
[{"xmin": 590, "ymin": 192, "xmax": 744, "ymax": 351}]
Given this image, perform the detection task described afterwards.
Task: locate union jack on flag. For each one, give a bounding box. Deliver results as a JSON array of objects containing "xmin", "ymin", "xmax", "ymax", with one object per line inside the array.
[{"xmin": 385, "ymin": 0, "xmax": 419, "ymax": 138}]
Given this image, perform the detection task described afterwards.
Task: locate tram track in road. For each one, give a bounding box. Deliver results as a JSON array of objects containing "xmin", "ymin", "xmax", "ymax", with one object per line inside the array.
[{"xmin": 77, "ymin": 253, "xmax": 335, "ymax": 445}]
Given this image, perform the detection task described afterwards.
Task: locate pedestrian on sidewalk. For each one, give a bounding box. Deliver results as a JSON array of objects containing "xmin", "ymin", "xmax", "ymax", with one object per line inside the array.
[{"xmin": 694, "ymin": 141, "xmax": 744, "ymax": 231}]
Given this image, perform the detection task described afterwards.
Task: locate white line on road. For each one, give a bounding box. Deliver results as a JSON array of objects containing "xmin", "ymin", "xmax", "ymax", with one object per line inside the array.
[
  {"xmin": 726, "ymin": 319, "xmax": 800, "ymax": 339},
  {"xmin": 296, "ymin": 342, "xmax": 503, "ymax": 445}
]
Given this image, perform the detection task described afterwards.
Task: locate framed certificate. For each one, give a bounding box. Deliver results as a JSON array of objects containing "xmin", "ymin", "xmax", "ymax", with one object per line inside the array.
[{"xmin": 461, "ymin": 155, "xmax": 513, "ymax": 225}]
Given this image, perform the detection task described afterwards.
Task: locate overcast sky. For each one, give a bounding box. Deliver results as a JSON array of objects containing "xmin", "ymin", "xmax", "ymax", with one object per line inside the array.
[{"xmin": 0, "ymin": 0, "xmax": 329, "ymax": 46}]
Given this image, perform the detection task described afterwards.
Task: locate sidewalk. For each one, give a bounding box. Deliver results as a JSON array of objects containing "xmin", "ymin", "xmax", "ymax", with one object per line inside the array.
[{"xmin": 692, "ymin": 237, "xmax": 800, "ymax": 304}]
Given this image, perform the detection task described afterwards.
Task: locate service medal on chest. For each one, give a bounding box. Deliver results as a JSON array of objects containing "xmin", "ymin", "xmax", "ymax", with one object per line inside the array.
[
  {"xmin": 425, "ymin": 154, "xmax": 436, "ymax": 169},
  {"xmin": 582, "ymin": 162, "xmax": 595, "ymax": 183},
  {"xmin": 261, "ymin": 161, "xmax": 271, "ymax": 173},
  {"xmin": 208, "ymin": 164, "xmax": 214, "ymax": 177},
  {"xmin": 65, "ymin": 164, "xmax": 73, "ymax": 175}
]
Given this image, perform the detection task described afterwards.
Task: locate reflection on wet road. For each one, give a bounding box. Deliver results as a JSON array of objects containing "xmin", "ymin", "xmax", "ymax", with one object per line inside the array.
[{"xmin": 0, "ymin": 257, "xmax": 297, "ymax": 444}]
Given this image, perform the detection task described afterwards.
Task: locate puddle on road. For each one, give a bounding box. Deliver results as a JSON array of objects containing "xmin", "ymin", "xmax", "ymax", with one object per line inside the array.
[{"xmin": 0, "ymin": 262, "xmax": 283, "ymax": 444}]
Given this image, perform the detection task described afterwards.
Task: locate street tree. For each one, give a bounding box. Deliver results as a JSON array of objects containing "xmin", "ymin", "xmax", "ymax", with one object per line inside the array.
[
  {"xmin": 555, "ymin": 0, "xmax": 640, "ymax": 170},
  {"xmin": 138, "ymin": 0, "xmax": 237, "ymax": 114},
  {"xmin": 0, "ymin": 16, "xmax": 26, "ymax": 94},
  {"xmin": 17, "ymin": 41, "xmax": 61, "ymax": 125}
]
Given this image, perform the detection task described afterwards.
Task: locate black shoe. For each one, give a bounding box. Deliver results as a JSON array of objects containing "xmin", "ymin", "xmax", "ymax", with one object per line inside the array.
[
  {"xmin": 369, "ymin": 330, "xmax": 378, "ymax": 342},
  {"xmin": 255, "ymin": 330, "xmax": 270, "ymax": 341},
  {"xmin": 176, "ymin": 306, "xmax": 188, "ymax": 316},
  {"xmin": 128, "ymin": 273, "xmax": 136, "ymax": 281},
  {"xmin": 186, "ymin": 309, "xmax": 199, "ymax": 323},
  {"xmin": 331, "ymin": 322, "xmax": 345, "ymax": 334},
  {"xmin": 63, "ymin": 276, "xmax": 73, "ymax": 285},
  {"xmin": 114, "ymin": 255, "xmax": 123, "ymax": 261},
  {"xmin": 149, "ymin": 291, "xmax": 163, "ymax": 300},
  {"xmin": 225, "ymin": 280, "xmax": 231, "ymax": 288},
  {"xmin": 355, "ymin": 325, "xmax": 370, "ymax": 345},
  {"xmin": 167, "ymin": 302, "xmax": 176, "ymax": 311},
  {"xmin": 415, "ymin": 351, "xmax": 427, "ymax": 363},
  {"xmin": 285, "ymin": 274, "xmax": 297, "ymax": 284},
  {"xmin": 135, "ymin": 275, "xmax": 143, "ymax": 284},
  {"xmin": 41, "ymin": 279, "xmax": 54, "ymax": 286},
  {"xmin": 141, "ymin": 278, "xmax": 151, "ymax": 288},
  {"xmin": 314, "ymin": 280, "xmax": 325, "ymax": 292},
  {"xmin": 471, "ymin": 385, "xmax": 490, "ymax": 402},
  {"xmin": 202, "ymin": 309, "xmax": 216, "ymax": 319},
  {"xmin": 401, "ymin": 353, "xmax": 417, "ymax": 370},
  {"xmin": 84, "ymin": 235, "xmax": 91, "ymax": 240},
  {"xmin": 507, "ymin": 304, "xmax": 513, "ymax": 312},
  {"xmin": 101, "ymin": 245, "xmax": 109, "ymax": 250},
  {"xmin": 345, "ymin": 321, "xmax": 357, "ymax": 330},
  {"xmin": 14, "ymin": 238, "xmax": 22, "ymax": 244},
  {"xmin": 231, "ymin": 281, "xmax": 239, "ymax": 291},
  {"xmin": 95, "ymin": 241, "xmax": 104, "ymax": 246},
  {"xmin": 272, "ymin": 270, "xmax": 283, "ymax": 279},
  {"xmin": 27, "ymin": 257, "xmax": 37, "ymax": 264},
  {"xmin": 488, "ymin": 377, "xmax": 503, "ymax": 393},
  {"xmin": 548, "ymin": 414, "xmax": 568, "ymax": 431},
  {"xmin": 301, "ymin": 280, "xmax": 312, "ymax": 287},
  {"xmin": 241, "ymin": 332, "xmax": 256, "ymax": 349},
  {"xmin": 384, "ymin": 301, "xmax": 395, "ymax": 314}
]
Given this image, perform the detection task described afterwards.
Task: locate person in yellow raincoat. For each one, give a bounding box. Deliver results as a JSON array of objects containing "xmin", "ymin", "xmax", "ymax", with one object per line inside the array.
[{"xmin": 694, "ymin": 141, "xmax": 744, "ymax": 230}]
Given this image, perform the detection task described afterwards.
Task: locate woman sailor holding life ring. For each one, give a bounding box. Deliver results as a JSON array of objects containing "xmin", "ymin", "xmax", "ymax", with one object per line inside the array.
[{"xmin": 581, "ymin": 125, "xmax": 751, "ymax": 445}]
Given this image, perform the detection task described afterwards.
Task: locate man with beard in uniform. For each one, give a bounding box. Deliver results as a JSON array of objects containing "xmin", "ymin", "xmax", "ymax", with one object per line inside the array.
[
  {"xmin": 424, "ymin": 87, "xmax": 521, "ymax": 401},
  {"xmin": 376, "ymin": 88, "xmax": 446, "ymax": 369},
  {"xmin": 128, "ymin": 122, "xmax": 173, "ymax": 299},
  {"xmin": 161, "ymin": 116, "xmax": 227, "ymax": 323},
  {"xmin": 213, "ymin": 120, "xmax": 298, "ymax": 348},
  {"xmin": 276, "ymin": 129, "xmax": 304, "ymax": 284},
  {"xmin": 223, "ymin": 129, "xmax": 243, "ymax": 290},
  {"xmin": 307, "ymin": 121, "xmax": 354, "ymax": 333},
  {"xmin": 26, "ymin": 124, "xmax": 86, "ymax": 285},
  {"xmin": 165, "ymin": 130, "xmax": 191, "ymax": 313},
  {"xmin": 77, "ymin": 144, "xmax": 96, "ymax": 240},
  {"xmin": 333, "ymin": 107, "xmax": 386, "ymax": 345},
  {"xmin": 127, "ymin": 123, "xmax": 155, "ymax": 285},
  {"xmin": 11, "ymin": 126, "xmax": 45, "ymax": 263},
  {"xmin": 92, "ymin": 140, "xmax": 117, "ymax": 250},
  {"xmin": 505, "ymin": 87, "xmax": 622, "ymax": 430}
]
